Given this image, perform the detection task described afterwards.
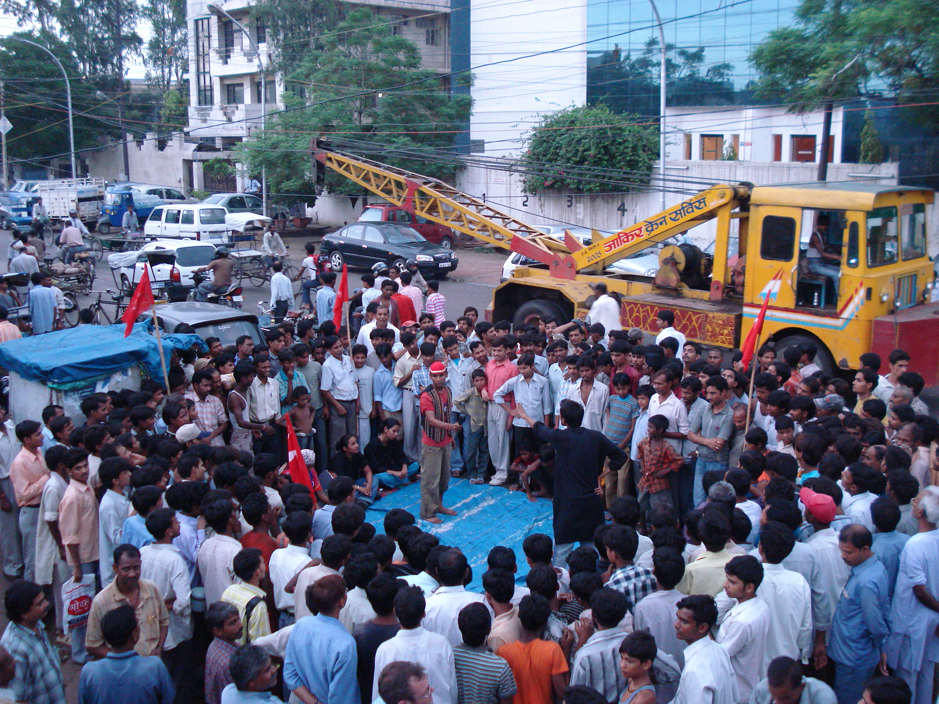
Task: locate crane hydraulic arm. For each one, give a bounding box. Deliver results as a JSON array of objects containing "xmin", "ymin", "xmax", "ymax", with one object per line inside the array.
[{"xmin": 311, "ymin": 140, "xmax": 750, "ymax": 282}]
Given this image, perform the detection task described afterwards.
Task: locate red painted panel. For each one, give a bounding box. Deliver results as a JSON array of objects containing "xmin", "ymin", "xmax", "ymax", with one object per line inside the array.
[{"xmin": 872, "ymin": 303, "xmax": 939, "ymax": 385}]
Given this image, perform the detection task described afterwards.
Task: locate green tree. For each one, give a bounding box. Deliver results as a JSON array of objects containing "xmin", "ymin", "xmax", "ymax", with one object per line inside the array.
[
  {"xmin": 520, "ymin": 104, "xmax": 658, "ymax": 195},
  {"xmin": 237, "ymin": 7, "xmax": 473, "ymax": 205},
  {"xmin": 0, "ymin": 33, "xmax": 101, "ymax": 163},
  {"xmin": 250, "ymin": 0, "xmax": 340, "ymax": 77},
  {"xmin": 159, "ymin": 85, "xmax": 189, "ymax": 132},
  {"xmin": 749, "ymin": 0, "xmax": 867, "ymax": 179},
  {"xmin": 859, "ymin": 110, "xmax": 884, "ymax": 164},
  {"xmin": 141, "ymin": 0, "xmax": 187, "ymax": 92}
]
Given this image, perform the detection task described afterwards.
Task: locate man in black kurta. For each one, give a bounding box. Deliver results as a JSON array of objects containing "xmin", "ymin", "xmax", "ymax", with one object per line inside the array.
[{"xmin": 517, "ymin": 399, "xmax": 627, "ymax": 565}]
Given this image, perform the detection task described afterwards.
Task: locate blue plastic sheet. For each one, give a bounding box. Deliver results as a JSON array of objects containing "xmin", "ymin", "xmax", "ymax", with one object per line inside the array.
[
  {"xmin": 366, "ymin": 479, "xmax": 555, "ymax": 591},
  {"xmin": 0, "ymin": 323, "xmax": 205, "ymax": 385}
]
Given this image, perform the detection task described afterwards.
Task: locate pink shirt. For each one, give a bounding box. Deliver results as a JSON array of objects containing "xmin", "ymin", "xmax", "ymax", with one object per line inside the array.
[
  {"xmin": 426, "ymin": 292, "xmax": 446, "ymax": 325},
  {"xmin": 59, "ymin": 479, "xmax": 99, "ymax": 564},
  {"xmin": 485, "ymin": 358, "xmax": 519, "ymax": 398},
  {"xmin": 10, "ymin": 447, "xmax": 48, "ymax": 507}
]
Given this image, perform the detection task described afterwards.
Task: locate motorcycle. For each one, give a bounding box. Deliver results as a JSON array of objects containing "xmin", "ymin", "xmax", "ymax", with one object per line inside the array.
[{"xmin": 188, "ymin": 271, "xmax": 244, "ymax": 308}]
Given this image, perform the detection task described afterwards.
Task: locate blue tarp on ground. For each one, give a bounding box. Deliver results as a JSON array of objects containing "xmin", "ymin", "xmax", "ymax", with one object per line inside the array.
[
  {"xmin": 0, "ymin": 323, "xmax": 205, "ymax": 385},
  {"xmin": 366, "ymin": 479, "xmax": 555, "ymax": 592}
]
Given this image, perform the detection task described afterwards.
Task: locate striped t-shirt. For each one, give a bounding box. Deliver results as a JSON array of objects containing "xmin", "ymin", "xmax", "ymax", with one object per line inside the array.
[
  {"xmin": 604, "ymin": 393, "xmax": 639, "ymax": 444},
  {"xmin": 453, "ymin": 642, "xmax": 518, "ymax": 704}
]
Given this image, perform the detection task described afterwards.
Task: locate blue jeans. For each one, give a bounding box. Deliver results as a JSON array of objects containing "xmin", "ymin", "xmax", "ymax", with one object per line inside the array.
[
  {"xmin": 807, "ymin": 258, "xmax": 841, "ymax": 293},
  {"xmin": 449, "ymin": 411, "xmax": 465, "ymax": 473},
  {"xmin": 464, "ymin": 425, "xmax": 489, "ymax": 480},
  {"xmin": 375, "ymin": 462, "xmax": 420, "ymax": 489},
  {"xmin": 301, "ymin": 279, "xmax": 317, "ymax": 308},
  {"xmin": 695, "ymin": 459, "xmax": 729, "ymax": 506},
  {"xmin": 833, "ymin": 661, "xmax": 872, "ymax": 704},
  {"xmin": 354, "ymin": 477, "xmax": 379, "ymax": 506}
]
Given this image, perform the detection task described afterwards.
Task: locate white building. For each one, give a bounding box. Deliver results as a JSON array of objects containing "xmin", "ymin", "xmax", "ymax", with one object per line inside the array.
[
  {"xmin": 468, "ymin": 0, "xmax": 586, "ymax": 156},
  {"xmin": 664, "ymin": 105, "xmax": 846, "ymax": 164},
  {"xmin": 186, "ymin": 0, "xmax": 452, "ymax": 150}
]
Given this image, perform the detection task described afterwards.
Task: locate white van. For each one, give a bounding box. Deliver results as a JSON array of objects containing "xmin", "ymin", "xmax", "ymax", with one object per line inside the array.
[{"xmin": 144, "ymin": 204, "xmax": 230, "ymax": 244}]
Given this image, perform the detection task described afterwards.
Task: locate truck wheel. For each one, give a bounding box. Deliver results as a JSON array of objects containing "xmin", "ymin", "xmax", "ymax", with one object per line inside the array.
[
  {"xmin": 772, "ymin": 333, "xmax": 837, "ymax": 376},
  {"xmin": 97, "ymin": 222, "xmax": 111, "ymax": 235},
  {"xmin": 513, "ymin": 299, "xmax": 566, "ymax": 330}
]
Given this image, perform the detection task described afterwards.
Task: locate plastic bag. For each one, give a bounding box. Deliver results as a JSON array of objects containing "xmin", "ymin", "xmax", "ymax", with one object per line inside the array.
[{"xmin": 61, "ymin": 574, "xmax": 95, "ymax": 632}]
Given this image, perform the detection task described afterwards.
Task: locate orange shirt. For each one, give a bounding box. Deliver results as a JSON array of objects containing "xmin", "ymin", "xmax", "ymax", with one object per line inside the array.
[
  {"xmin": 59, "ymin": 479, "xmax": 99, "ymax": 564},
  {"xmin": 497, "ymin": 639, "xmax": 568, "ymax": 704}
]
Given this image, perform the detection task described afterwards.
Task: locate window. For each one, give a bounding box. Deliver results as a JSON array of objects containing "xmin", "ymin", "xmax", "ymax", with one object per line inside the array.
[
  {"xmin": 866, "ymin": 206, "xmax": 899, "ymax": 267},
  {"xmin": 255, "ymin": 81, "xmax": 276, "ymax": 104},
  {"xmin": 359, "ymin": 208, "xmax": 382, "ymax": 222},
  {"xmin": 683, "ymin": 133, "xmax": 691, "ymax": 159},
  {"xmin": 760, "ymin": 215, "xmax": 796, "ymax": 261},
  {"xmin": 227, "ymin": 197, "xmax": 246, "ymax": 209},
  {"xmin": 166, "ymin": 189, "xmax": 185, "ymax": 200},
  {"xmin": 255, "ymin": 18, "xmax": 266, "ymax": 45},
  {"xmin": 363, "ymin": 226, "xmax": 384, "ymax": 243},
  {"xmin": 164, "ymin": 209, "xmax": 181, "ymax": 225},
  {"xmin": 425, "ymin": 29, "xmax": 437, "ymax": 45},
  {"xmin": 148, "ymin": 208, "xmax": 164, "ymax": 222},
  {"xmin": 195, "ymin": 18, "xmax": 213, "ymax": 107},
  {"xmin": 246, "ymin": 196, "xmax": 262, "ymax": 209},
  {"xmin": 175, "ymin": 245, "xmax": 215, "ymax": 267},
  {"xmin": 343, "ymin": 225, "xmax": 364, "ymax": 240},
  {"xmin": 180, "ymin": 210, "xmax": 194, "ymax": 225},
  {"xmin": 846, "ymin": 222, "xmax": 859, "ymax": 268},
  {"xmin": 225, "ymin": 83, "xmax": 244, "ymax": 105},
  {"xmin": 221, "ymin": 20, "xmax": 237, "ymax": 63},
  {"xmin": 200, "ymin": 208, "xmax": 227, "ymax": 224},
  {"xmin": 791, "ymin": 136, "xmax": 816, "ymax": 163},
  {"xmin": 394, "ymin": 210, "xmax": 412, "ymax": 223},
  {"xmin": 902, "ymin": 203, "xmax": 927, "ymax": 261},
  {"xmin": 701, "ymin": 135, "xmax": 723, "ymax": 161},
  {"xmin": 772, "ymin": 135, "xmax": 782, "ymax": 161}
]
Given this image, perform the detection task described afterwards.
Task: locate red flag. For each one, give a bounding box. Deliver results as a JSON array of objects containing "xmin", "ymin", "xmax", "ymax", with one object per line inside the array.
[
  {"xmin": 122, "ymin": 267, "xmax": 155, "ymax": 337},
  {"xmin": 740, "ymin": 270, "xmax": 781, "ymax": 369},
  {"xmin": 332, "ymin": 263, "xmax": 349, "ymax": 328},
  {"xmin": 284, "ymin": 414, "xmax": 314, "ymax": 492}
]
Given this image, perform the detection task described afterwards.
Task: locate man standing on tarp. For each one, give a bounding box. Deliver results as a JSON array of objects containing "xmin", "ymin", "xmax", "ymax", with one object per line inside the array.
[{"xmin": 516, "ymin": 398, "xmax": 628, "ymax": 567}]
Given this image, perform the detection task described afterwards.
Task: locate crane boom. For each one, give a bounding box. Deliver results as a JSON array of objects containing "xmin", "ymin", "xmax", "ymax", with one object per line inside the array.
[{"xmin": 311, "ymin": 141, "xmax": 750, "ymax": 282}]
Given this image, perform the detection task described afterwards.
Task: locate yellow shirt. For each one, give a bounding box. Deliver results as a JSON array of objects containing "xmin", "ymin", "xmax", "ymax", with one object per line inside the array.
[
  {"xmin": 85, "ymin": 579, "xmax": 168, "ymax": 656},
  {"xmin": 678, "ymin": 548, "xmax": 736, "ymax": 597},
  {"xmin": 220, "ymin": 582, "xmax": 271, "ymax": 645}
]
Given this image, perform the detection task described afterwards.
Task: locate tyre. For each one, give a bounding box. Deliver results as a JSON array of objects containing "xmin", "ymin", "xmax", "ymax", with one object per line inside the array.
[
  {"xmin": 120, "ymin": 274, "xmax": 133, "ymax": 296},
  {"xmin": 329, "ymin": 251, "xmax": 344, "ymax": 272},
  {"xmin": 230, "ymin": 260, "xmax": 245, "ymax": 285},
  {"xmin": 282, "ymin": 261, "xmax": 298, "ymax": 279},
  {"xmin": 42, "ymin": 226, "xmax": 54, "ymax": 248},
  {"xmin": 89, "ymin": 237, "xmax": 104, "ymax": 262},
  {"xmin": 439, "ymin": 236, "xmax": 453, "ymax": 250},
  {"xmin": 244, "ymin": 258, "xmax": 268, "ymax": 287},
  {"xmin": 391, "ymin": 258, "xmax": 407, "ymax": 271},
  {"xmin": 62, "ymin": 293, "xmax": 79, "ymax": 327},
  {"xmin": 772, "ymin": 333, "xmax": 836, "ymax": 376},
  {"xmin": 512, "ymin": 299, "xmax": 567, "ymax": 330},
  {"xmin": 97, "ymin": 221, "xmax": 111, "ymax": 235},
  {"xmin": 1, "ymin": 219, "xmax": 9, "ymax": 230}
]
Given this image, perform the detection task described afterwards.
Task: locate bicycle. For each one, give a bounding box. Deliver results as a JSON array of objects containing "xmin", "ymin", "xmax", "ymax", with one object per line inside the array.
[
  {"xmin": 243, "ymin": 251, "xmax": 299, "ymax": 287},
  {"xmin": 72, "ymin": 288, "xmax": 127, "ymax": 327}
]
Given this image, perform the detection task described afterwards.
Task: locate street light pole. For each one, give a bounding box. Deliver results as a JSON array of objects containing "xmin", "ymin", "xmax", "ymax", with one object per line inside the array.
[
  {"xmin": 206, "ymin": 4, "xmax": 266, "ymax": 216},
  {"xmin": 648, "ymin": 0, "xmax": 666, "ymax": 209},
  {"xmin": 6, "ymin": 36, "xmax": 76, "ymax": 177}
]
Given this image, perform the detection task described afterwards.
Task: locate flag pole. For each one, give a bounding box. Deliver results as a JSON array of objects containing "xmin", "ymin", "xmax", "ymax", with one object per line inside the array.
[
  {"xmin": 150, "ymin": 307, "xmax": 170, "ymax": 392},
  {"xmin": 745, "ymin": 331, "xmax": 761, "ymax": 429}
]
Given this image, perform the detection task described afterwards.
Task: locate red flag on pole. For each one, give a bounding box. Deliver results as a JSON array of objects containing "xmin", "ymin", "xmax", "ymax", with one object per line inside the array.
[
  {"xmin": 332, "ymin": 263, "xmax": 349, "ymax": 328},
  {"xmin": 284, "ymin": 414, "xmax": 314, "ymax": 491},
  {"xmin": 740, "ymin": 269, "xmax": 782, "ymax": 369},
  {"xmin": 122, "ymin": 267, "xmax": 155, "ymax": 337}
]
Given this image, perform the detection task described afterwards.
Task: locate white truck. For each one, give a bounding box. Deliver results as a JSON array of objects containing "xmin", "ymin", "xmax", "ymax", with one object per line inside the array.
[{"xmin": 35, "ymin": 177, "xmax": 106, "ymax": 224}]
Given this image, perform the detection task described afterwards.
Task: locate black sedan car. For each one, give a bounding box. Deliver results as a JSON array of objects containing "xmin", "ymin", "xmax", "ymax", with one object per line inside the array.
[{"xmin": 320, "ymin": 222, "xmax": 458, "ymax": 277}]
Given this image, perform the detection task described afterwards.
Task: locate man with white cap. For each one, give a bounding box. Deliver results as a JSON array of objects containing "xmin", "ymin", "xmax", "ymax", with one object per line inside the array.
[
  {"xmin": 176, "ymin": 423, "xmax": 211, "ymax": 447},
  {"xmin": 420, "ymin": 361, "xmax": 461, "ymax": 524}
]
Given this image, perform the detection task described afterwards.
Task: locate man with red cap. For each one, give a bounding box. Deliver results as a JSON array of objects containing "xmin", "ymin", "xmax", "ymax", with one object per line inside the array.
[
  {"xmin": 801, "ymin": 481, "xmax": 851, "ymax": 673},
  {"xmin": 420, "ymin": 361, "xmax": 461, "ymax": 523}
]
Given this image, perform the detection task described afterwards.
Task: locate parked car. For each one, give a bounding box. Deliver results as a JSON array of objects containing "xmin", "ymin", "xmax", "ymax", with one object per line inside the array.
[
  {"xmin": 144, "ymin": 204, "xmax": 231, "ymax": 244},
  {"xmin": 320, "ymin": 222, "xmax": 458, "ymax": 277},
  {"xmin": 145, "ymin": 302, "xmax": 265, "ymax": 346},
  {"xmin": 501, "ymin": 226, "xmax": 661, "ymax": 282},
  {"xmin": 108, "ymin": 182, "xmax": 192, "ymax": 204},
  {"xmin": 202, "ymin": 193, "xmax": 264, "ymax": 214},
  {"xmin": 359, "ymin": 203, "xmax": 470, "ymax": 249},
  {"xmin": 110, "ymin": 240, "xmax": 218, "ymax": 301}
]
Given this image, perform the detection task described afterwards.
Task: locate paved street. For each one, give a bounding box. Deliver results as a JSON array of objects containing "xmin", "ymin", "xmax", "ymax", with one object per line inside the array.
[{"xmin": 4, "ymin": 227, "xmax": 506, "ymax": 327}]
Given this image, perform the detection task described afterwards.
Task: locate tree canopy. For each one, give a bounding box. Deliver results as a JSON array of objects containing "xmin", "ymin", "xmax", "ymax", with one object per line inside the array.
[
  {"xmin": 237, "ymin": 7, "xmax": 472, "ymax": 205},
  {"xmin": 520, "ymin": 104, "xmax": 658, "ymax": 195}
]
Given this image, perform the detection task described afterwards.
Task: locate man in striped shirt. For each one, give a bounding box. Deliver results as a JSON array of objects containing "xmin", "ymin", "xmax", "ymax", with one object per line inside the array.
[
  {"xmin": 453, "ymin": 603, "xmax": 517, "ymax": 704},
  {"xmin": 569, "ymin": 588, "xmax": 630, "ymax": 702}
]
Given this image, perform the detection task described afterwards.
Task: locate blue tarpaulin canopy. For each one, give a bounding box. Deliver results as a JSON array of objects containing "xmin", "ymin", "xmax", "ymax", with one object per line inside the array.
[{"xmin": 0, "ymin": 323, "xmax": 204, "ymax": 385}]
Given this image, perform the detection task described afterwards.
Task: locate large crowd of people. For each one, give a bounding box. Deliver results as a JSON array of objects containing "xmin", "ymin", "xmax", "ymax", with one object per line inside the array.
[{"xmin": 0, "ymin": 276, "xmax": 934, "ymax": 704}]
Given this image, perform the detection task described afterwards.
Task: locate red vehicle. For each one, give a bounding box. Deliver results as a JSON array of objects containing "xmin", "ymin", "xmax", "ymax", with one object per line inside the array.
[{"xmin": 359, "ymin": 203, "xmax": 469, "ymax": 250}]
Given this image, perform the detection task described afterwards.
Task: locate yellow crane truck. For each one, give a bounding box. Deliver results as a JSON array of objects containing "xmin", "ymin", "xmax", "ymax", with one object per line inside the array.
[{"xmin": 312, "ymin": 141, "xmax": 939, "ymax": 383}]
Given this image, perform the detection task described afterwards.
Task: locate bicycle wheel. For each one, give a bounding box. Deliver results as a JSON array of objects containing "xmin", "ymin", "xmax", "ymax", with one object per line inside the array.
[
  {"xmin": 282, "ymin": 261, "xmax": 298, "ymax": 279},
  {"xmin": 245, "ymin": 258, "xmax": 268, "ymax": 287},
  {"xmin": 88, "ymin": 237, "xmax": 104, "ymax": 262},
  {"xmin": 43, "ymin": 225, "xmax": 54, "ymax": 248},
  {"xmin": 62, "ymin": 292, "xmax": 79, "ymax": 327},
  {"xmin": 230, "ymin": 259, "xmax": 245, "ymax": 285}
]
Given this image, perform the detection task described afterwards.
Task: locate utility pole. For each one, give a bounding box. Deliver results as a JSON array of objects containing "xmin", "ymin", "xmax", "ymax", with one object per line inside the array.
[
  {"xmin": 1, "ymin": 81, "xmax": 7, "ymax": 190},
  {"xmin": 649, "ymin": 0, "xmax": 667, "ymax": 209}
]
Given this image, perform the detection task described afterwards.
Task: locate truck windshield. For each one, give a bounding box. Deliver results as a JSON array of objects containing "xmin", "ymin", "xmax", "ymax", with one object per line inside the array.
[
  {"xmin": 359, "ymin": 208, "xmax": 383, "ymax": 222},
  {"xmin": 866, "ymin": 206, "xmax": 899, "ymax": 268},
  {"xmin": 902, "ymin": 203, "xmax": 927, "ymax": 261},
  {"xmin": 199, "ymin": 208, "xmax": 227, "ymax": 225}
]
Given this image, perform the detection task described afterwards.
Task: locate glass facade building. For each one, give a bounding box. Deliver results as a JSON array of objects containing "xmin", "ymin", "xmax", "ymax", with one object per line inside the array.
[{"xmin": 586, "ymin": 0, "xmax": 798, "ymax": 114}]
